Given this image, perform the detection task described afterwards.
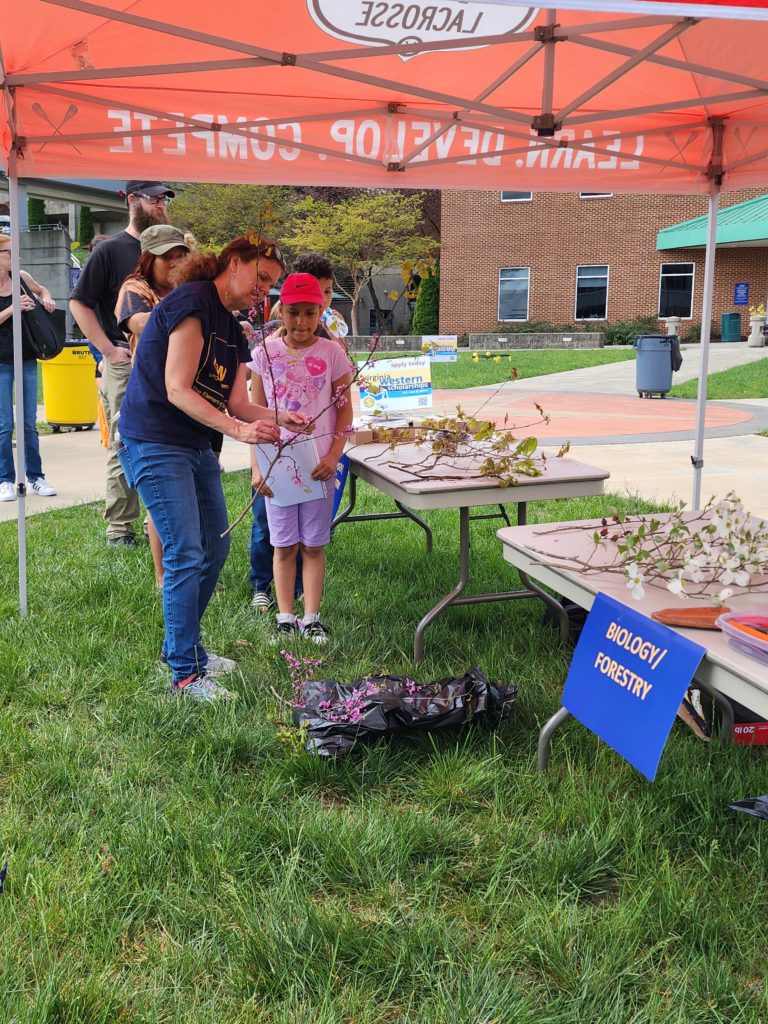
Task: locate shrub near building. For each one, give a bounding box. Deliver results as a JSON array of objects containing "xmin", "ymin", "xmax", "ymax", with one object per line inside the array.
[{"xmin": 412, "ymin": 263, "xmax": 440, "ymax": 334}]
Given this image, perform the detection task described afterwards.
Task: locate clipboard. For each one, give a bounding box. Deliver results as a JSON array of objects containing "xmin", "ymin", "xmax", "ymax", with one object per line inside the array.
[{"xmin": 253, "ymin": 436, "xmax": 327, "ymax": 507}]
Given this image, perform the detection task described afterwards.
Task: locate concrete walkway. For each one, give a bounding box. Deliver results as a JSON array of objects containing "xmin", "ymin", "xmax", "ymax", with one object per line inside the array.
[
  {"xmin": 2, "ymin": 341, "xmax": 767, "ymax": 524},
  {"xmin": 493, "ymin": 339, "xmax": 768, "ymax": 393}
]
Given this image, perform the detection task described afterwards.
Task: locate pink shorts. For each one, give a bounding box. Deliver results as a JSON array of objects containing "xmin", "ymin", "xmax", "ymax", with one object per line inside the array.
[{"xmin": 266, "ymin": 489, "xmax": 336, "ymax": 548}]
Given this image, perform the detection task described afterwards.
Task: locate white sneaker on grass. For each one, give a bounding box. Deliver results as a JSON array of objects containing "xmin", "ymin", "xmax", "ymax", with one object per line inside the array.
[
  {"xmin": 170, "ymin": 673, "xmax": 234, "ymax": 702},
  {"xmin": 0, "ymin": 482, "xmax": 15, "ymax": 502},
  {"xmin": 251, "ymin": 590, "xmax": 274, "ymax": 613},
  {"xmin": 205, "ymin": 652, "xmax": 237, "ymax": 677},
  {"xmin": 28, "ymin": 479, "xmax": 57, "ymax": 497},
  {"xmin": 159, "ymin": 651, "xmax": 236, "ymax": 678}
]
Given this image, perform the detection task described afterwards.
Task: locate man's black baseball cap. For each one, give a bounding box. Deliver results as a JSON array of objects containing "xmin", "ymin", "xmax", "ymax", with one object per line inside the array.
[{"xmin": 121, "ymin": 181, "xmax": 175, "ymax": 202}]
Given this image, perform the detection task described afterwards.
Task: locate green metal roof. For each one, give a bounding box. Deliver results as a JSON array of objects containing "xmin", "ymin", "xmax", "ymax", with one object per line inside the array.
[{"xmin": 657, "ymin": 194, "xmax": 768, "ymax": 250}]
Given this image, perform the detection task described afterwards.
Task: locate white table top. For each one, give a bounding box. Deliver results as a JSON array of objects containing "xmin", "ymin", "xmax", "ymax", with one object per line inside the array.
[
  {"xmin": 498, "ymin": 517, "xmax": 768, "ymax": 718},
  {"xmin": 347, "ymin": 444, "xmax": 609, "ymax": 510}
]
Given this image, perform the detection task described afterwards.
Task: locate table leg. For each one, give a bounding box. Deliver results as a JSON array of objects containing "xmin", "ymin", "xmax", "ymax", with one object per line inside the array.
[
  {"xmin": 414, "ymin": 506, "xmax": 471, "ymax": 662},
  {"xmin": 467, "ymin": 504, "xmax": 511, "ymax": 526},
  {"xmin": 332, "ymin": 472, "xmax": 432, "ymax": 551},
  {"xmin": 695, "ymin": 678, "xmax": 734, "ymax": 742},
  {"xmin": 412, "ymin": 501, "xmax": 572, "ymax": 662},
  {"xmin": 331, "ymin": 471, "xmax": 358, "ymax": 527},
  {"xmin": 394, "ymin": 501, "xmax": 433, "ymax": 553},
  {"xmin": 537, "ymin": 706, "xmax": 571, "ymax": 772},
  {"xmin": 515, "ymin": 501, "xmax": 570, "ymax": 643}
]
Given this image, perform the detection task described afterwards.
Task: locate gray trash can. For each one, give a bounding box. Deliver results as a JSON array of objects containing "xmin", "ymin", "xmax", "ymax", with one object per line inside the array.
[{"xmin": 634, "ymin": 335, "xmax": 673, "ymax": 398}]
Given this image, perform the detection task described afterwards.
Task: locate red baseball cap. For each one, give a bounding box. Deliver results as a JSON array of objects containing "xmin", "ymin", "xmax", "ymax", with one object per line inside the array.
[{"xmin": 280, "ymin": 272, "xmax": 323, "ymax": 306}]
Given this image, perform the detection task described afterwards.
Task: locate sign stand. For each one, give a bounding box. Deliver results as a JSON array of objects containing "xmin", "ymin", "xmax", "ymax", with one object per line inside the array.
[
  {"xmin": 535, "ymin": 593, "xmax": 720, "ymax": 780},
  {"xmin": 536, "ymin": 681, "xmax": 735, "ymax": 773}
]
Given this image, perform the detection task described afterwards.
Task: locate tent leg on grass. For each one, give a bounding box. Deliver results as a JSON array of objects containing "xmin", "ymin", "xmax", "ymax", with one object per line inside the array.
[
  {"xmin": 8, "ymin": 146, "xmax": 29, "ymax": 616},
  {"xmin": 691, "ymin": 125, "xmax": 724, "ymax": 513}
]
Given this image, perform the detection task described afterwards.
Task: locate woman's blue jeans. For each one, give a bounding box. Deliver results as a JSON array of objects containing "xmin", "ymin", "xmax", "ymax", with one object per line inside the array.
[
  {"xmin": 119, "ymin": 439, "xmax": 230, "ymax": 682},
  {"xmin": 0, "ymin": 360, "xmax": 44, "ymax": 484}
]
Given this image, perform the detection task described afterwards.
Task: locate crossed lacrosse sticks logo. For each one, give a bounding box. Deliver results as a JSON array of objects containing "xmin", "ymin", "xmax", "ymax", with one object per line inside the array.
[{"xmin": 31, "ymin": 102, "xmax": 81, "ymax": 154}]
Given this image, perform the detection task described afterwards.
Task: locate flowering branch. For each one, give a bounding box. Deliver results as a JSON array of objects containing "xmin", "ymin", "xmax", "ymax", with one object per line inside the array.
[{"xmin": 528, "ymin": 493, "xmax": 768, "ymax": 606}]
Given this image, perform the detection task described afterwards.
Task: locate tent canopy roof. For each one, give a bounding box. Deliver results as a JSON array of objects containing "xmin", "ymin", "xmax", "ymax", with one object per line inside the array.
[
  {"xmin": 657, "ymin": 192, "xmax": 768, "ymax": 248},
  {"xmin": 5, "ymin": 1, "xmax": 768, "ymax": 195}
]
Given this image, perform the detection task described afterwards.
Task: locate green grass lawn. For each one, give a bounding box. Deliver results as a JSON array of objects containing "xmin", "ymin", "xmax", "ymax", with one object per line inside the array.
[
  {"xmin": 671, "ymin": 357, "xmax": 768, "ymax": 400},
  {"xmin": 364, "ymin": 349, "xmax": 636, "ymax": 389},
  {"xmin": 1, "ymin": 475, "xmax": 767, "ymax": 1022}
]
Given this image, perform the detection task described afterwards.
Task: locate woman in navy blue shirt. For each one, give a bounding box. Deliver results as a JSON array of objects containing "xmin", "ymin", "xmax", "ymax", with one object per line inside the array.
[{"xmin": 119, "ymin": 235, "xmax": 300, "ymax": 702}]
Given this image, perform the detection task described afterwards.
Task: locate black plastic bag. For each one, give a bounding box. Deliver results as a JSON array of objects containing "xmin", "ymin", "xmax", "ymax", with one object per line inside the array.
[
  {"xmin": 541, "ymin": 599, "xmax": 588, "ymax": 644},
  {"xmin": 293, "ymin": 667, "xmax": 517, "ymax": 756},
  {"xmin": 670, "ymin": 335, "xmax": 683, "ymax": 372},
  {"xmin": 729, "ymin": 796, "xmax": 768, "ymax": 820}
]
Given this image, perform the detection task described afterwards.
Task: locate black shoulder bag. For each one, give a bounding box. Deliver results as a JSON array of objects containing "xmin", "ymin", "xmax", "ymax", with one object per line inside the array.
[{"xmin": 20, "ymin": 278, "xmax": 65, "ymax": 360}]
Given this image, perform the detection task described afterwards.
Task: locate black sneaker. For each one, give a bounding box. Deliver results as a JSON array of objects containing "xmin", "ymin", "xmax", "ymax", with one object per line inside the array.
[
  {"xmin": 271, "ymin": 619, "xmax": 299, "ymax": 644},
  {"xmin": 300, "ymin": 619, "xmax": 329, "ymax": 645},
  {"xmin": 107, "ymin": 534, "xmax": 138, "ymax": 549}
]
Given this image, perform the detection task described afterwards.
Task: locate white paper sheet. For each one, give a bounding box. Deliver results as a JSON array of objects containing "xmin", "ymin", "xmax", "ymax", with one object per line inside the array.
[{"xmin": 253, "ymin": 436, "xmax": 327, "ymax": 507}]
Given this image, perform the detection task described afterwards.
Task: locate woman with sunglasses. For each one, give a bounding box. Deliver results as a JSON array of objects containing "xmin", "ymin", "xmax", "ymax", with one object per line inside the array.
[
  {"xmin": 117, "ymin": 234, "xmax": 302, "ymax": 702},
  {"xmin": 0, "ymin": 232, "xmax": 57, "ymax": 502},
  {"xmin": 115, "ymin": 223, "xmax": 191, "ymax": 586}
]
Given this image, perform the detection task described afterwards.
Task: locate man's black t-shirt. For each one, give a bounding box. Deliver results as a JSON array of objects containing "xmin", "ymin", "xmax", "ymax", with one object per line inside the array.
[{"xmin": 70, "ymin": 231, "xmax": 140, "ymax": 346}]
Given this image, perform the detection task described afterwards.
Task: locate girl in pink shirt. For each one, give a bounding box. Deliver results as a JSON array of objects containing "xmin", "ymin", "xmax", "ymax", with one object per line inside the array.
[{"xmin": 250, "ymin": 273, "xmax": 353, "ymax": 643}]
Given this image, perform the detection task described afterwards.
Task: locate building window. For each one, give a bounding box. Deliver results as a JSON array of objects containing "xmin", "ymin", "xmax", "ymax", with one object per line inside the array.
[
  {"xmin": 579, "ymin": 192, "xmax": 613, "ymax": 199},
  {"xmin": 500, "ymin": 191, "xmax": 533, "ymax": 202},
  {"xmin": 498, "ymin": 268, "xmax": 530, "ymax": 321},
  {"xmin": 575, "ymin": 265, "xmax": 609, "ymax": 320},
  {"xmin": 658, "ymin": 262, "xmax": 694, "ymax": 318}
]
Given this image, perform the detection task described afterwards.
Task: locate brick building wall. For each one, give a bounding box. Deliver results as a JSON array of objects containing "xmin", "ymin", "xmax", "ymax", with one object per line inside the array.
[{"xmin": 440, "ymin": 189, "xmax": 768, "ymax": 336}]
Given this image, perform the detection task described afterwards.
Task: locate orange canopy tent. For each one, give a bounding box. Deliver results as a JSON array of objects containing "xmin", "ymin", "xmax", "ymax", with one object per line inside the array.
[
  {"xmin": 4, "ymin": 0, "xmax": 768, "ymax": 611},
  {"xmin": 4, "ymin": 0, "xmax": 768, "ymax": 192}
]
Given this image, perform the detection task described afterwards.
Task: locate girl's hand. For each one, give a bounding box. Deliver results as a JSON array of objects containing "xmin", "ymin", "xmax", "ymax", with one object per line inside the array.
[
  {"xmin": 311, "ymin": 453, "xmax": 339, "ymax": 482},
  {"xmin": 19, "ymin": 294, "xmax": 36, "ymax": 312},
  {"xmin": 41, "ymin": 296, "xmax": 56, "ymax": 314},
  {"xmin": 234, "ymin": 419, "xmax": 280, "ymax": 445},
  {"xmin": 251, "ymin": 471, "xmax": 273, "ymax": 499},
  {"xmin": 277, "ymin": 410, "xmax": 312, "ymax": 433}
]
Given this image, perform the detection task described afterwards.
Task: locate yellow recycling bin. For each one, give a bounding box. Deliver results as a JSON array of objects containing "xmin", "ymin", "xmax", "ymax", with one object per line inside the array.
[{"xmin": 41, "ymin": 341, "xmax": 98, "ymax": 432}]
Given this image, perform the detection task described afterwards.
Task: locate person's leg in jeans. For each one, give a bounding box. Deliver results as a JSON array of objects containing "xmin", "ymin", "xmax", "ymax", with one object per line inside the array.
[
  {"xmin": 0, "ymin": 364, "xmax": 15, "ymax": 485},
  {"xmin": 22, "ymin": 360, "xmax": 45, "ymax": 482},
  {"xmin": 102, "ymin": 359, "xmax": 140, "ymax": 540},
  {"xmin": 251, "ymin": 489, "xmax": 303, "ymax": 599},
  {"xmin": 120, "ymin": 441, "xmax": 229, "ymax": 682},
  {"xmin": 194, "ymin": 448, "xmax": 231, "ymax": 627},
  {"xmin": 249, "ymin": 490, "xmax": 274, "ymax": 595}
]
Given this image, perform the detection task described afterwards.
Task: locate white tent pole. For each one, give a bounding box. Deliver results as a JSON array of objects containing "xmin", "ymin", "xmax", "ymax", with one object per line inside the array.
[
  {"xmin": 8, "ymin": 144, "xmax": 29, "ymax": 616},
  {"xmin": 691, "ymin": 159, "xmax": 722, "ymax": 510}
]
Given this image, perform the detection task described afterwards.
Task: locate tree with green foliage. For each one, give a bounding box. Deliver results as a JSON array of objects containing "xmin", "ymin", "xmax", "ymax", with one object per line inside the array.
[
  {"xmin": 78, "ymin": 205, "xmax": 95, "ymax": 247},
  {"xmin": 27, "ymin": 197, "xmax": 47, "ymax": 227},
  {"xmin": 170, "ymin": 183, "xmax": 297, "ymax": 249},
  {"xmin": 412, "ymin": 263, "xmax": 440, "ymax": 335},
  {"xmin": 288, "ymin": 191, "xmax": 438, "ymax": 335}
]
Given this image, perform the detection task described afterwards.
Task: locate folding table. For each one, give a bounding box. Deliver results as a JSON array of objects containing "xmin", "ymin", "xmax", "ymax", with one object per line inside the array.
[
  {"xmin": 334, "ymin": 443, "xmax": 609, "ymax": 662},
  {"xmin": 497, "ymin": 517, "xmax": 768, "ymax": 767}
]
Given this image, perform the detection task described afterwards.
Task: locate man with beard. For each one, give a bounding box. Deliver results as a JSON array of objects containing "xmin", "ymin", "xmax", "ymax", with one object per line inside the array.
[{"xmin": 70, "ymin": 181, "xmax": 175, "ymax": 547}]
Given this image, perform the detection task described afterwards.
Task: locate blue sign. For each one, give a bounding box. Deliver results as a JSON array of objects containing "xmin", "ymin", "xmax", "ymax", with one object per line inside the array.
[
  {"xmin": 734, "ymin": 282, "xmax": 749, "ymax": 306},
  {"xmin": 562, "ymin": 593, "xmax": 705, "ymax": 780},
  {"xmin": 332, "ymin": 454, "xmax": 350, "ymax": 520}
]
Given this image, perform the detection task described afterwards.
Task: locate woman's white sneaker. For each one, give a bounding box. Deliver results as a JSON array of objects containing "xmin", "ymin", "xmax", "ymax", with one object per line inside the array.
[
  {"xmin": 0, "ymin": 482, "xmax": 15, "ymax": 502},
  {"xmin": 28, "ymin": 479, "xmax": 57, "ymax": 497}
]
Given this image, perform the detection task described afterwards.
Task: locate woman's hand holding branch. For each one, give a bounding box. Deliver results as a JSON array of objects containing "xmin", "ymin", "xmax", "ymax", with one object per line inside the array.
[
  {"xmin": 232, "ymin": 419, "xmax": 280, "ymax": 445},
  {"xmin": 277, "ymin": 410, "xmax": 311, "ymax": 433}
]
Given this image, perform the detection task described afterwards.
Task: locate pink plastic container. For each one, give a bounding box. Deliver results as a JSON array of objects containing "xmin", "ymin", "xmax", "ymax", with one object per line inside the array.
[{"xmin": 715, "ymin": 612, "xmax": 768, "ymax": 666}]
